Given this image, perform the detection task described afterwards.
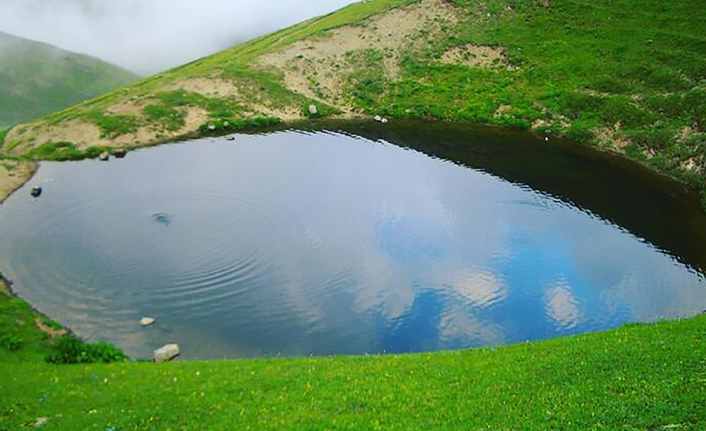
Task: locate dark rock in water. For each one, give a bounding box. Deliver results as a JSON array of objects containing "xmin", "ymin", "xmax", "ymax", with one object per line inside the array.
[
  {"xmin": 99, "ymin": 152, "xmax": 110, "ymax": 161},
  {"xmin": 151, "ymin": 212, "xmax": 172, "ymax": 226},
  {"xmin": 30, "ymin": 186, "xmax": 42, "ymax": 198},
  {"xmin": 226, "ymin": 136, "xmax": 235, "ymax": 141},
  {"xmin": 114, "ymin": 149, "xmax": 127, "ymax": 158}
]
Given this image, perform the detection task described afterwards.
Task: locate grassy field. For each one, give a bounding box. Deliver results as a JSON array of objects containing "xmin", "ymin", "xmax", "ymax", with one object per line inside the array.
[
  {"xmin": 1, "ymin": 279, "xmax": 705, "ymax": 430},
  {"xmin": 0, "ymin": 31, "xmax": 138, "ymax": 128}
]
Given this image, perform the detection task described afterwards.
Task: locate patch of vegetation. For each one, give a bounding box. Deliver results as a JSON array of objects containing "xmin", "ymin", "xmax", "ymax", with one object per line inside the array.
[
  {"xmin": 45, "ymin": 337, "xmax": 127, "ymax": 365},
  {"xmin": 344, "ymin": 48, "xmax": 389, "ymax": 110},
  {"xmin": 199, "ymin": 116, "xmax": 283, "ymax": 134},
  {"xmin": 0, "ymin": 127, "xmax": 9, "ymax": 150},
  {"xmin": 23, "ymin": 141, "xmax": 113, "ymax": 161},
  {"xmin": 86, "ymin": 109, "xmax": 140, "ymax": 139}
]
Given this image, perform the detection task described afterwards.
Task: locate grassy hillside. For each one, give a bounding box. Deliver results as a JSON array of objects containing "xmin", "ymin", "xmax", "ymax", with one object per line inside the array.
[
  {"xmin": 0, "ymin": 0, "xmax": 704, "ymax": 205},
  {"xmin": 0, "ymin": 31, "xmax": 138, "ymax": 128}
]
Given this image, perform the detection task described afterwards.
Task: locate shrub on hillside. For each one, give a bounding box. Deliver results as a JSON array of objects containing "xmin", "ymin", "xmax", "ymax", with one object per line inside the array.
[{"xmin": 46, "ymin": 336, "xmax": 127, "ymax": 364}]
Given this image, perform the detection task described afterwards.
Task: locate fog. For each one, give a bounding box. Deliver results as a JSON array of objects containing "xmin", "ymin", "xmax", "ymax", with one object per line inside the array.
[{"xmin": 0, "ymin": 0, "xmax": 356, "ymax": 75}]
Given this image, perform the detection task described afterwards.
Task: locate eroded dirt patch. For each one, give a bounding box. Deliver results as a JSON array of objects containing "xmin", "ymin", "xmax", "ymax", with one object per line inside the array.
[
  {"xmin": 35, "ymin": 317, "xmax": 68, "ymax": 338},
  {"xmin": 164, "ymin": 76, "xmax": 240, "ymax": 98},
  {"xmin": 0, "ymin": 159, "xmax": 37, "ymax": 204},
  {"xmin": 257, "ymin": 0, "xmax": 460, "ymax": 106}
]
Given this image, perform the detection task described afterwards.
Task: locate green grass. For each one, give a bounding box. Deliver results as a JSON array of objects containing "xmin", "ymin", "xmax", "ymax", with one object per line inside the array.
[
  {"xmin": 1, "ymin": 307, "xmax": 705, "ymax": 430},
  {"xmin": 22, "ymin": 141, "xmax": 115, "ymax": 162},
  {"xmin": 0, "ymin": 31, "xmax": 138, "ymax": 128},
  {"xmin": 0, "ymin": 128, "xmax": 9, "ymax": 150}
]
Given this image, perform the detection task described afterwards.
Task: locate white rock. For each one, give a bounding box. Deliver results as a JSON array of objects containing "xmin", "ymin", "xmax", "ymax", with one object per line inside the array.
[
  {"xmin": 308, "ymin": 105, "xmax": 318, "ymax": 116},
  {"xmin": 374, "ymin": 115, "xmax": 382, "ymax": 122},
  {"xmin": 154, "ymin": 344, "xmax": 180, "ymax": 362},
  {"xmin": 99, "ymin": 152, "xmax": 110, "ymax": 161},
  {"xmin": 140, "ymin": 317, "xmax": 155, "ymax": 327},
  {"xmin": 381, "ymin": 118, "xmax": 389, "ymax": 124},
  {"xmin": 208, "ymin": 124, "xmax": 216, "ymax": 131}
]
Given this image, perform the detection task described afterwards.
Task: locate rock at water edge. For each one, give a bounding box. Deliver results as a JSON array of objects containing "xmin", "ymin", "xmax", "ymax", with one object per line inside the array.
[
  {"xmin": 154, "ymin": 344, "xmax": 180, "ymax": 362},
  {"xmin": 140, "ymin": 317, "xmax": 155, "ymax": 327}
]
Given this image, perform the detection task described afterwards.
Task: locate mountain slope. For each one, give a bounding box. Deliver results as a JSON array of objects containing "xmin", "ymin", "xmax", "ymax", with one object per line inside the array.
[
  {"xmin": 0, "ymin": 31, "xmax": 138, "ymax": 128},
  {"xmin": 1, "ymin": 0, "xmax": 704, "ymax": 203}
]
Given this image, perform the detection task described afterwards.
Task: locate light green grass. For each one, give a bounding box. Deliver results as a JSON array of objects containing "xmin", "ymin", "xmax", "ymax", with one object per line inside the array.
[{"xmin": 1, "ymin": 301, "xmax": 705, "ymax": 430}]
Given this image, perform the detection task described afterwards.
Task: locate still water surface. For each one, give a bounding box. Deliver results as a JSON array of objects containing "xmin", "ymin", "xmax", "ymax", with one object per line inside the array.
[{"xmin": 1, "ymin": 122, "xmax": 705, "ymax": 359}]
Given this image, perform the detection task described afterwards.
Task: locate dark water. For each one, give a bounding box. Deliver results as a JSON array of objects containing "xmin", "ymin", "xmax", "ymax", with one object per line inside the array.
[{"xmin": 1, "ymin": 121, "xmax": 705, "ymax": 360}]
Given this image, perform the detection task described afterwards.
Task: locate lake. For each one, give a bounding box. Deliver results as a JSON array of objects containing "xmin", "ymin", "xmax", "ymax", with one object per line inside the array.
[{"xmin": 0, "ymin": 121, "xmax": 704, "ymax": 360}]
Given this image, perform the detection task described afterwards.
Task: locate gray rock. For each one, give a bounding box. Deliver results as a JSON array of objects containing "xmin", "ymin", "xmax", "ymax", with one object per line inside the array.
[
  {"xmin": 374, "ymin": 115, "xmax": 382, "ymax": 122},
  {"xmin": 30, "ymin": 186, "xmax": 42, "ymax": 198},
  {"xmin": 308, "ymin": 105, "xmax": 318, "ymax": 116},
  {"xmin": 140, "ymin": 317, "xmax": 155, "ymax": 327},
  {"xmin": 114, "ymin": 148, "xmax": 127, "ymax": 159},
  {"xmin": 208, "ymin": 124, "xmax": 216, "ymax": 131},
  {"xmin": 154, "ymin": 344, "xmax": 180, "ymax": 362},
  {"xmin": 99, "ymin": 152, "xmax": 110, "ymax": 161}
]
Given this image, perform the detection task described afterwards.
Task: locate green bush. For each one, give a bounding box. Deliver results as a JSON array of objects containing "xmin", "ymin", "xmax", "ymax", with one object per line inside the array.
[
  {"xmin": 45, "ymin": 336, "xmax": 127, "ymax": 364},
  {"xmin": 86, "ymin": 110, "xmax": 140, "ymax": 139},
  {"xmin": 0, "ymin": 334, "xmax": 23, "ymax": 351}
]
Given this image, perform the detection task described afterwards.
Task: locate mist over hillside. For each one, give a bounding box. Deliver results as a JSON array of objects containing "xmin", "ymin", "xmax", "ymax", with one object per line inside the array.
[
  {"xmin": 0, "ymin": 0, "xmax": 355, "ymax": 75},
  {"xmin": 0, "ymin": 31, "xmax": 137, "ymax": 127}
]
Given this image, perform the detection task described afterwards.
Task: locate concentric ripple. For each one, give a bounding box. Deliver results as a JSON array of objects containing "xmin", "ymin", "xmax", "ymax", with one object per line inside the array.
[{"xmin": 0, "ymin": 125, "xmax": 705, "ymax": 360}]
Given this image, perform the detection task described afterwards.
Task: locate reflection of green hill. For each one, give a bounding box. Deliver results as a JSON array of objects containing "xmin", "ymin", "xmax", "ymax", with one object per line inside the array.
[
  {"xmin": 325, "ymin": 120, "xmax": 706, "ymax": 272},
  {"xmin": 0, "ymin": 31, "xmax": 138, "ymax": 127}
]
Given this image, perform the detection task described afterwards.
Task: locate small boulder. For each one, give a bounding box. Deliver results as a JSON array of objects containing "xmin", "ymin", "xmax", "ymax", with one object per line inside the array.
[
  {"xmin": 34, "ymin": 417, "xmax": 49, "ymax": 428},
  {"xmin": 30, "ymin": 186, "xmax": 42, "ymax": 198},
  {"xmin": 226, "ymin": 136, "xmax": 235, "ymax": 141},
  {"xmin": 308, "ymin": 105, "xmax": 318, "ymax": 116},
  {"xmin": 374, "ymin": 115, "xmax": 382, "ymax": 122},
  {"xmin": 208, "ymin": 124, "xmax": 216, "ymax": 132},
  {"xmin": 381, "ymin": 118, "xmax": 389, "ymax": 124},
  {"xmin": 114, "ymin": 148, "xmax": 127, "ymax": 159},
  {"xmin": 99, "ymin": 152, "xmax": 110, "ymax": 161},
  {"xmin": 154, "ymin": 344, "xmax": 180, "ymax": 362},
  {"xmin": 140, "ymin": 317, "xmax": 155, "ymax": 327}
]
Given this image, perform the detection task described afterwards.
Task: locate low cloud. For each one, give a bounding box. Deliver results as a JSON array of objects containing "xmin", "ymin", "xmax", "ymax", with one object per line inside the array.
[{"xmin": 0, "ymin": 0, "xmax": 355, "ymax": 75}]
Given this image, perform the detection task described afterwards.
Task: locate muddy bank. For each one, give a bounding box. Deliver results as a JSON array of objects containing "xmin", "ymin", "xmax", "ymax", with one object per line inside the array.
[{"xmin": 0, "ymin": 160, "xmax": 37, "ymax": 204}]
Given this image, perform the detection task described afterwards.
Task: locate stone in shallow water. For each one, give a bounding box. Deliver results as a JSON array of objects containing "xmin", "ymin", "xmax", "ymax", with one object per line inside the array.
[
  {"xmin": 30, "ymin": 186, "xmax": 42, "ymax": 198},
  {"xmin": 154, "ymin": 344, "xmax": 180, "ymax": 362},
  {"xmin": 99, "ymin": 152, "xmax": 110, "ymax": 161},
  {"xmin": 140, "ymin": 317, "xmax": 155, "ymax": 326}
]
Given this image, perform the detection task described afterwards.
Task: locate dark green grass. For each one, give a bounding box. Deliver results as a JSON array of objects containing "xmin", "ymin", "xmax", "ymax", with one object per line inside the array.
[
  {"xmin": 1, "ymin": 314, "xmax": 705, "ymax": 430},
  {"xmin": 22, "ymin": 141, "xmax": 115, "ymax": 162}
]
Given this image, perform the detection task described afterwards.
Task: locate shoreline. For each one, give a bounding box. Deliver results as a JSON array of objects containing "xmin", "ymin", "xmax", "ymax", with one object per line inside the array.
[{"xmin": 1, "ymin": 118, "xmax": 705, "ymax": 363}]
